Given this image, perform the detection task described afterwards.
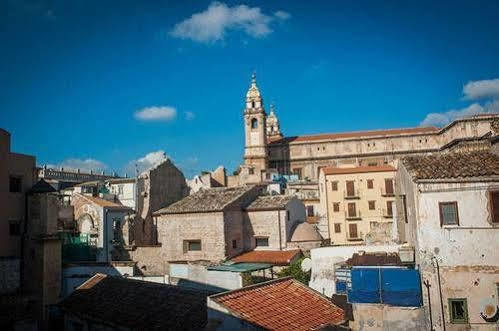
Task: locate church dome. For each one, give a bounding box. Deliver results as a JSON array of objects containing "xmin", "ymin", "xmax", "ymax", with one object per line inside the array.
[{"xmin": 290, "ymin": 222, "xmax": 323, "ymax": 242}]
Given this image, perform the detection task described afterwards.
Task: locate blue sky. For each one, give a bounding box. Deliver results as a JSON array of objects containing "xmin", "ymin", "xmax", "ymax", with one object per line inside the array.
[{"xmin": 2, "ymin": 0, "xmax": 499, "ymax": 177}]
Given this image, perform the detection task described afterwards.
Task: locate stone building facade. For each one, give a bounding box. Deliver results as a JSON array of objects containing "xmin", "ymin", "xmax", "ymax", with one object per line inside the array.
[
  {"xmin": 134, "ymin": 158, "xmax": 189, "ymax": 245},
  {"xmin": 319, "ymin": 165, "xmax": 397, "ymax": 244},
  {"xmin": 229, "ymin": 75, "xmax": 499, "ymax": 185},
  {"xmin": 396, "ymin": 151, "xmax": 499, "ymax": 330},
  {"xmin": 131, "ymin": 186, "xmax": 317, "ymax": 275},
  {"xmin": 0, "ymin": 128, "xmax": 36, "ymax": 259}
]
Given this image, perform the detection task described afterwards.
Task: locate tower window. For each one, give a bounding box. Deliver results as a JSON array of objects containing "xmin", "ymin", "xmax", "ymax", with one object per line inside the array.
[
  {"xmin": 251, "ymin": 118, "xmax": 258, "ymax": 129},
  {"xmin": 252, "ymin": 101, "xmax": 255, "ymax": 108}
]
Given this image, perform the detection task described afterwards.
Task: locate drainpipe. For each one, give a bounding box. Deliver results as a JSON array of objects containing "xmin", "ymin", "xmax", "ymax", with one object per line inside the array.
[
  {"xmin": 324, "ymin": 179, "xmax": 332, "ymax": 243},
  {"xmin": 433, "ymin": 257, "xmax": 446, "ymax": 331},
  {"xmin": 424, "ymin": 279, "xmax": 434, "ymax": 330},
  {"xmin": 278, "ymin": 210, "xmax": 283, "ymax": 250}
]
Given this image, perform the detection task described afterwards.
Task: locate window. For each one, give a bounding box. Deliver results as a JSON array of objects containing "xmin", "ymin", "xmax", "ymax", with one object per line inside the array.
[
  {"xmin": 248, "ymin": 168, "xmax": 254, "ymax": 175},
  {"xmin": 384, "ymin": 178, "xmax": 394, "ymax": 195},
  {"xmin": 286, "ymin": 210, "xmax": 290, "ymax": 221},
  {"xmin": 255, "ymin": 237, "xmax": 269, "ymax": 247},
  {"xmin": 331, "ymin": 181, "xmax": 338, "ymax": 191},
  {"xmin": 368, "ymin": 162, "xmax": 377, "ymax": 166},
  {"xmin": 368, "ymin": 201, "xmax": 376, "ymax": 210},
  {"xmin": 306, "ymin": 205, "xmax": 314, "ymax": 217},
  {"xmin": 251, "ymin": 118, "xmax": 258, "ymax": 129},
  {"xmin": 347, "ymin": 203, "xmax": 357, "ymax": 217},
  {"xmin": 292, "ymin": 168, "xmax": 302, "ymax": 179},
  {"xmin": 346, "ymin": 181, "xmax": 355, "ymax": 197},
  {"xmin": 348, "ymin": 223, "xmax": 358, "ymax": 238},
  {"xmin": 9, "ymin": 221, "xmax": 21, "ymax": 236},
  {"xmin": 251, "ymin": 101, "xmax": 255, "ymax": 108},
  {"xmin": 232, "ymin": 240, "xmax": 237, "ymax": 249},
  {"xmin": 183, "ymin": 240, "xmax": 202, "ymax": 252},
  {"xmin": 439, "ymin": 202, "xmax": 459, "ymax": 226},
  {"xmin": 489, "ymin": 191, "xmax": 499, "ymax": 223},
  {"xmin": 9, "ymin": 176, "xmax": 22, "ymax": 193},
  {"xmin": 386, "ymin": 201, "xmax": 393, "ymax": 216},
  {"xmin": 449, "ymin": 298, "xmax": 468, "ymax": 324},
  {"xmin": 367, "ymin": 179, "xmax": 374, "ymax": 189},
  {"xmin": 333, "ymin": 202, "xmax": 340, "ymax": 212},
  {"xmin": 334, "ymin": 224, "xmax": 341, "ymax": 233}
]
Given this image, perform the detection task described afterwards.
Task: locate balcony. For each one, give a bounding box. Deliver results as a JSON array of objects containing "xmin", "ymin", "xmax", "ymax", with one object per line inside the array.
[
  {"xmin": 382, "ymin": 208, "xmax": 393, "ymax": 218},
  {"xmin": 380, "ymin": 187, "xmax": 395, "ymax": 197},
  {"xmin": 344, "ymin": 189, "xmax": 361, "ymax": 199},
  {"xmin": 345, "ymin": 210, "xmax": 362, "ymax": 220}
]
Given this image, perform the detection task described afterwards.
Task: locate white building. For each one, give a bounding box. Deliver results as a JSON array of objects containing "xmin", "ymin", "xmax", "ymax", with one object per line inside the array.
[{"xmin": 397, "ymin": 150, "xmax": 499, "ymax": 330}]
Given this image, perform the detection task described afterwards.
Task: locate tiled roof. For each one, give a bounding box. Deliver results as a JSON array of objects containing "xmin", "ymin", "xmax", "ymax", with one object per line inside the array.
[
  {"xmin": 81, "ymin": 194, "xmax": 130, "ymax": 209},
  {"xmin": 231, "ymin": 249, "xmax": 302, "ymax": 266},
  {"xmin": 244, "ymin": 195, "xmax": 295, "ymax": 211},
  {"xmin": 210, "ymin": 277, "xmax": 345, "ymax": 330},
  {"xmin": 402, "ymin": 151, "xmax": 499, "ymax": 181},
  {"xmin": 269, "ymin": 126, "xmax": 438, "ymax": 145},
  {"xmin": 154, "ymin": 185, "xmax": 259, "ymax": 215},
  {"xmin": 322, "ymin": 165, "xmax": 396, "ymax": 175},
  {"xmin": 59, "ymin": 274, "xmax": 208, "ymax": 330}
]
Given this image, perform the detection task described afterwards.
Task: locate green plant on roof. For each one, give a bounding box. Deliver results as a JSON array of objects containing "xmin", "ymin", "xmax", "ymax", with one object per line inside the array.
[{"xmin": 277, "ymin": 257, "xmax": 311, "ymax": 285}]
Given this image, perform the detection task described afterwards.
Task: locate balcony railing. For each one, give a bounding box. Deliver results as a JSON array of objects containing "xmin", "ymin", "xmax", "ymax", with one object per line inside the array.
[
  {"xmin": 344, "ymin": 189, "xmax": 361, "ymax": 199},
  {"xmin": 382, "ymin": 208, "xmax": 393, "ymax": 218},
  {"xmin": 345, "ymin": 210, "xmax": 362, "ymax": 220},
  {"xmin": 380, "ymin": 187, "xmax": 395, "ymax": 197}
]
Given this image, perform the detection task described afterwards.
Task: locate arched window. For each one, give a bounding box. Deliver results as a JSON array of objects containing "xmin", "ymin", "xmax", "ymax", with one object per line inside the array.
[
  {"xmin": 251, "ymin": 118, "xmax": 258, "ymax": 129},
  {"xmin": 252, "ymin": 101, "xmax": 255, "ymax": 108}
]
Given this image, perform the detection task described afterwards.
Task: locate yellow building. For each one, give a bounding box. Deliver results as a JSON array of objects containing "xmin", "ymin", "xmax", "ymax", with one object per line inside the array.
[{"xmin": 319, "ymin": 165, "xmax": 396, "ymax": 245}]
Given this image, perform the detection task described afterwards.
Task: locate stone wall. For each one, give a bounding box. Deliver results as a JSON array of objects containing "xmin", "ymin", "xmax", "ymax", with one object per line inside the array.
[
  {"xmin": 350, "ymin": 304, "xmax": 426, "ymax": 330},
  {"xmin": 135, "ymin": 159, "xmax": 188, "ymax": 245},
  {"xmin": 157, "ymin": 212, "xmax": 227, "ymax": 263}
]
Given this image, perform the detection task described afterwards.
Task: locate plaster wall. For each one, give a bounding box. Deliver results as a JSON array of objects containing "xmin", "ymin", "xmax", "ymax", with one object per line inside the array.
[
  {"xmin": 169, "ymin": 263, "xmax": 243, "ymax": 291},
  {"xmin": 320, "ymin": 169, "xmax": 396, "ymax": 245},
  {"xmin": 350, "ymin": 304, "xmax": 426, "ymax": 331}
]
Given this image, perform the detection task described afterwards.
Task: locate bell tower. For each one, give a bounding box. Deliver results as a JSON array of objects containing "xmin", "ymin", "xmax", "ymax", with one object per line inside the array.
[{"xmin": 243, "ymin": 73, "xmax": 268, "ymax": 171}]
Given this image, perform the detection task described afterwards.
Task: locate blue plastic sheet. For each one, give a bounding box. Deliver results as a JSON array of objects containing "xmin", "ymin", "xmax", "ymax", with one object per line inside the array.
[{"xmin": 347, "ymin": 268, "xmax": 422, "ymax": 307}]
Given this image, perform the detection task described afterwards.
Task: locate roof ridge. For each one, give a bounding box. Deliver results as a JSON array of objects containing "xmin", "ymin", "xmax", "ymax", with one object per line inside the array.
[{"xmin": 210, "ymin": 276, "xmax": 294, "ymax": 300}]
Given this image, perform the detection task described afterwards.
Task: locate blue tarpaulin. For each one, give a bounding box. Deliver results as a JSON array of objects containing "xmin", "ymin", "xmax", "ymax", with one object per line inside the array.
[{"xmin": 347, "ymin": 267, "xmax": 422, "ymax": 307}]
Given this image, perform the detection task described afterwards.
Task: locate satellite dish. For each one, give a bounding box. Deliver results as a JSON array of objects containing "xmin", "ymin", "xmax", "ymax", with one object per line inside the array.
[
  {"xmin": 301, "ymin": 258, "xmax": 312, "ymax": 272},
  {"xmin": 480, "ymin": 298, "xmax": 498, "ymax": 320}
]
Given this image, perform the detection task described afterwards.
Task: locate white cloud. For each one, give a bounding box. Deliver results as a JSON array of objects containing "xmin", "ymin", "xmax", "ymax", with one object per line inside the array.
[
  {"xmin": 124, "ymin": 150, "xmax": 168, "ymax": 175},
  {"xmin": 184, "ymin": 111, "xmax": 195, "ymax": 120},
  {"xmin": 170, "ymin": 2, "xmax": 290, "ymax": 43},
  {"xmin": 420, "ymin": 78, "xmax": 499, "ymax": 127},
  {"xmin": 274, "ymin": 10, "xmax": 291, "ymax": 20},
  {"xmin": 420, "ymin": 100, "xmax": 499, "ymax": 127},
  {"xmin": 45, "ymin": 158, "xmax": 108, "ymax": 173},
  {"xmin": 463, "ymin": 78, "xmax": 499, "ymax": 100},
  {"xmin": 134, "ymin": 106, "xmax": 177, "ymax": 121}
]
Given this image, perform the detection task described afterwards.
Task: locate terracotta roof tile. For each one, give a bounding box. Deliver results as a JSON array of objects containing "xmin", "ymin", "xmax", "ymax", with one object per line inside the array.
[
  {"xmin": 231, "ymin": 249, "xmax": 302, "ymax": 266},
  {"xmin": 211, "ymin": 277, "xmax": 345, "ymax": 330},
  {"xmin": 322, "ymin": 165, "xmax": 396, "ymax": 175},
  {"xmin": 59, "ymin": 274, "xmax": 208, "ymax": 330},
  {"xmin": 402, "ymin": 151, "xmax": 499, "ymax": 180},
  {"xmin": 270, "ymin": 126, "xmax": 438, "ymax": 145}
]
